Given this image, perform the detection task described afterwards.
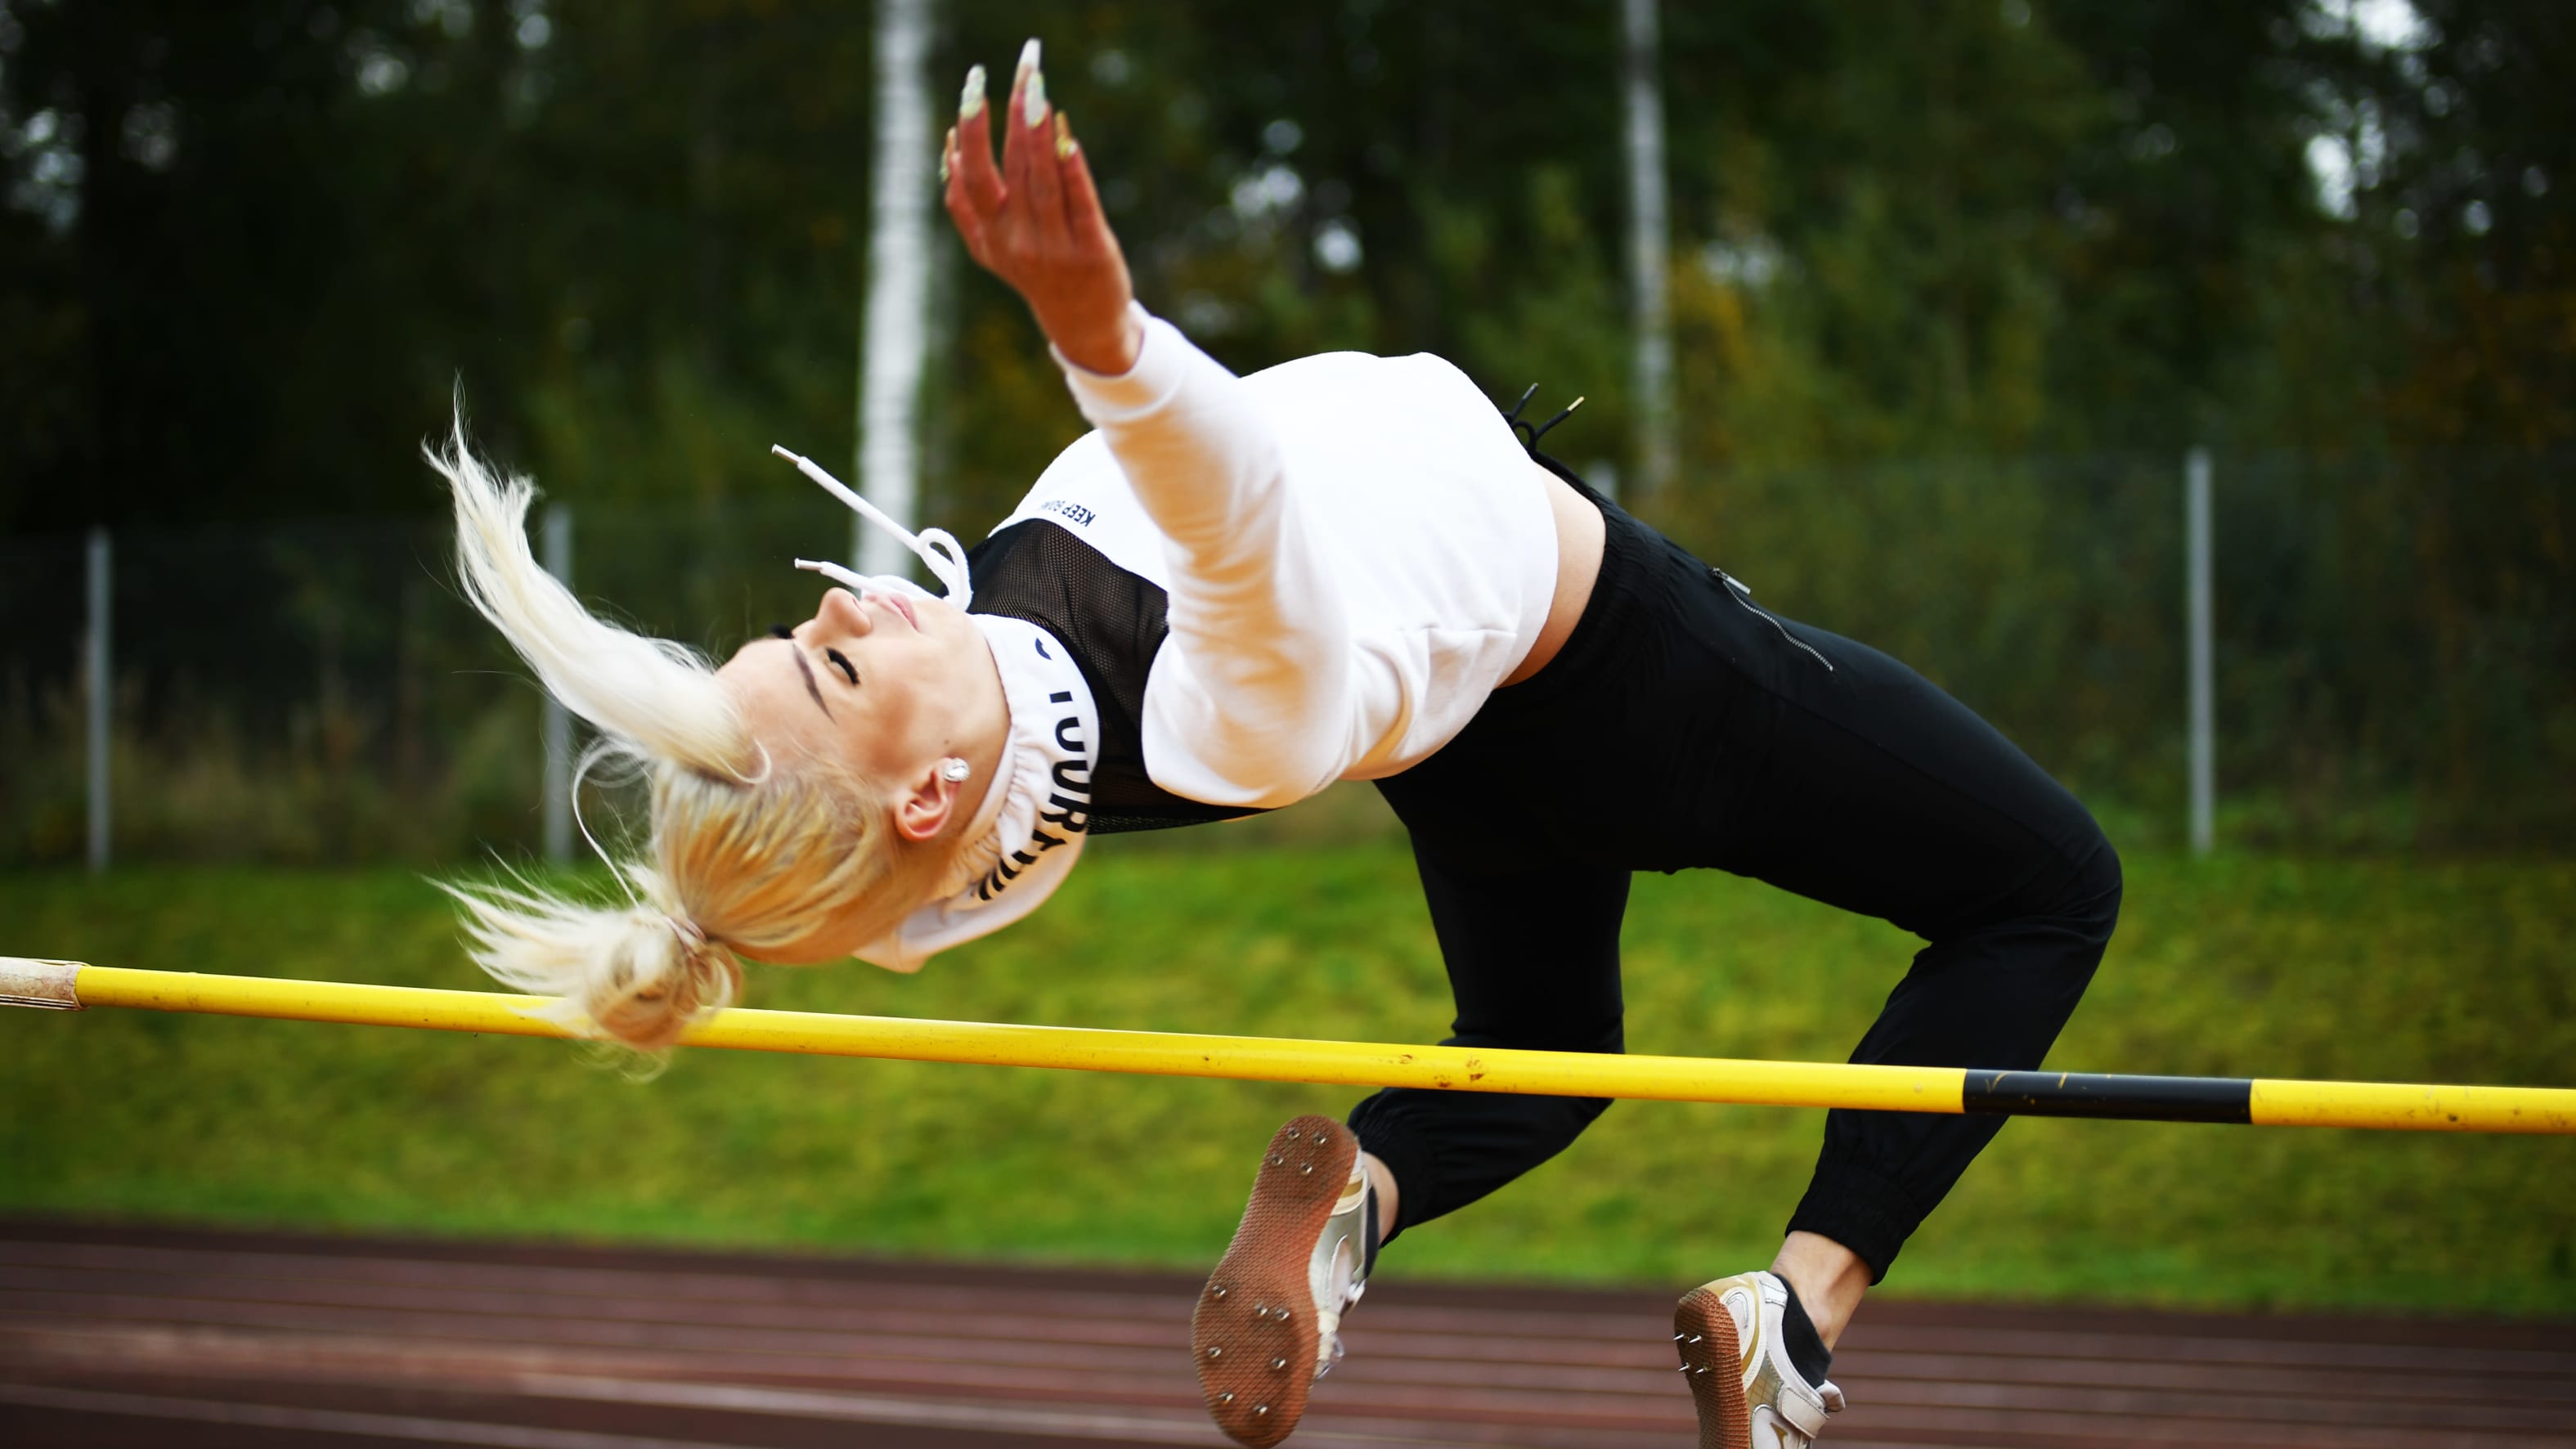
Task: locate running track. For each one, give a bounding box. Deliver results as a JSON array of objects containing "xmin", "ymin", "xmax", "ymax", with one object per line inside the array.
[{"xmin": 2, "ymin": 1221, "xmax": 2567, "ymax": 1447}]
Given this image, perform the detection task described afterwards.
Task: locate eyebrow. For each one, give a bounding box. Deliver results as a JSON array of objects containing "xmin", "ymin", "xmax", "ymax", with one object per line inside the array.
[{"xmin": 783, "ymin": 641, "xmax": 832, "ymax": 719}]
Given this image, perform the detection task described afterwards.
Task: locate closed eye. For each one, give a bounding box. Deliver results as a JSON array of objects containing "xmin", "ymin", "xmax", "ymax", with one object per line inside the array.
[{"xmin": 824, "ymin": 648, "xmax": 859, "ymax": 687}]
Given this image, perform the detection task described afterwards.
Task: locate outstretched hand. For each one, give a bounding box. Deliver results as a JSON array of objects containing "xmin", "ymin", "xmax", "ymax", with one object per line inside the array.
[{"xmin": 945, "ymin": 42, "xmax": 1142, "ymax": 378}]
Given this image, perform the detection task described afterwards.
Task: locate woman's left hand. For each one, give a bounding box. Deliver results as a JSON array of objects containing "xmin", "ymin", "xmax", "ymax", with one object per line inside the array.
[{"xmin": 945, "ymin": 43, "xmax": 1143, "ymax": 377}]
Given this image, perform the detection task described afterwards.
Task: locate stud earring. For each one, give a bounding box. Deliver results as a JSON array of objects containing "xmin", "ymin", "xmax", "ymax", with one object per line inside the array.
[{"xmin": 940, "ymin": 758, "xmax": 972, "ymax": 783}]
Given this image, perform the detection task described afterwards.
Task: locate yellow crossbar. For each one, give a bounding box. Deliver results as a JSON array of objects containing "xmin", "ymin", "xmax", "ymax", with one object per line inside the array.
[{"xmin": 11, "ymin": 962, "xmax": 2576, "ymax": 1134}]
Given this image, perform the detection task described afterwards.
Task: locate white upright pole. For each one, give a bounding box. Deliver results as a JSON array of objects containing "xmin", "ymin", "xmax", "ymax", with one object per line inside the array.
[
  {"xmin": 84, "ymin": 527, "xmax": 111, "ymax": 874},
  {"xmin": 541, "ymin": 503, "xmax": 575, "ymax": 864},
  {"xmin": 2186, "ymin": 446, "xmax": 2215, "ymax": 856},
  {"xmin": 1621, "ymin": 0, "xmax": 1676, "ymax": 509},
  {"xmin": 856, "ymin": 0, "xmax": 936, "ymax": 579}
]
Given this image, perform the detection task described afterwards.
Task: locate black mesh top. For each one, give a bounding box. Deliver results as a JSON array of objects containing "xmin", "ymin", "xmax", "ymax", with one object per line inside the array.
[{"xmin": 966, "ymin": 519, "xmax": 1267, "ymax": 835}]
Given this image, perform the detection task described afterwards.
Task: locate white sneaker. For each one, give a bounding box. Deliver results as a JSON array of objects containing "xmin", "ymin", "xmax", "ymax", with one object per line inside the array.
[
  {"xmin": 1672, "ymin": 1270, "xmax": 1847, "ymax": 1449},
  {"xmin": 1192, "ymin": 1116, "xmax": 1373, "ymax": 1447},
  {"xmin": 1304, "ymin": 1151, "xmax": 1373, "ymax": 1379}
]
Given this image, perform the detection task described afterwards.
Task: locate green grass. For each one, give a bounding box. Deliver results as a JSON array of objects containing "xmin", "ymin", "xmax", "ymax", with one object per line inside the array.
[{"xmin": 2, "ymin": 841, "xmax": 2570, "ymax": 1317}]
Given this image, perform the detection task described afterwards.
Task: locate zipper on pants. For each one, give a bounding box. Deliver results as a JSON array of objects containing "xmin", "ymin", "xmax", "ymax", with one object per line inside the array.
[{"xmin": 1712, "ymin": 567, "xmax": 1834, "ymax": 673}]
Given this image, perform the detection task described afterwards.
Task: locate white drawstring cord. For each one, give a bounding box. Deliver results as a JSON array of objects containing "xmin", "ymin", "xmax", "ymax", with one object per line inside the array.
[{"xmin": 770, "ymin": 444, "xmax": 974, "ymax": 609}]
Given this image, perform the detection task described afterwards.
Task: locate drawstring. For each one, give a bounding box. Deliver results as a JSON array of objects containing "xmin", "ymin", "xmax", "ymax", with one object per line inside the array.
[
  {"xmin": 1713, "ymin": 566, "xmax": 1835, "ymax": 673},
  {"xmin": 769, "ymin": 444, "xmax": 974, "ymax": 610},
  {"xmin": 1501, "ymin": 383, "xmax": 1585, "ymax": 455}
]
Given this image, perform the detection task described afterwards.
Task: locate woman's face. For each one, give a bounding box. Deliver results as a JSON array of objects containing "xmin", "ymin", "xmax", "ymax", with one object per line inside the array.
[{"xmin": 714, "ymin": 585, "xmax": 990, "ymax": 795}]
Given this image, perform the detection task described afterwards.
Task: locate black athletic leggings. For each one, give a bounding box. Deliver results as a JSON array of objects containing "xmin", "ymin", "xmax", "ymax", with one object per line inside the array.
[{"xmin": 1349, "ymin": 477, "xmax": 2122, "ymax": 1281}]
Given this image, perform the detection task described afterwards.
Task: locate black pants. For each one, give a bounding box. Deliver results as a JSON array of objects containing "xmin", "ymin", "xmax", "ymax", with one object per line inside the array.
[{"xmin": 1351, "ymin": 485, "xmax": 2121, "ymax": 1281}]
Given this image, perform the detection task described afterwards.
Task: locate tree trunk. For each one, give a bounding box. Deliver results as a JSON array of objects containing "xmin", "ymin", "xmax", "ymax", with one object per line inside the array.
[
  {"xmin": 856, "ymin": 0, "xmax": 937, "ymax": 577},
  {"xmin": 1621, "ymin": 0, "xmax": 1676, "ymax": 509}
]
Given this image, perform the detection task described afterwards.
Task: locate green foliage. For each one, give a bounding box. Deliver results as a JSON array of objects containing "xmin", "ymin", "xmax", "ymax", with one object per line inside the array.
[
  {"xmin": 6, "ymin": 1, "xmax": 2569, "ymax": 505},
  {"xmin": 1, "ymin": 847, "xmax": 2568, "ymax": 1314},
  {"xmin": 0, "ymin": 2, "xmax": 2569, "ymax": 850}
]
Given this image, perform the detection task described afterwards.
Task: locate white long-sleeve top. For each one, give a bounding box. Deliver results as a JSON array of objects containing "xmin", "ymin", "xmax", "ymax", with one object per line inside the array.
[
  {"xmin": 1001, "ymin": 307, "xmax": 1560, "ymax": 806},
  {"xmin": 855, "ymin": 307, "xmax": 1558, "ymax": 971}
]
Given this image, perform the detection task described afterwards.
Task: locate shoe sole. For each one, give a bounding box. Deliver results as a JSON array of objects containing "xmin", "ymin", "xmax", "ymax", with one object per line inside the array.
[
  {"xmin": 1673, "ymin": 1285, "xmax": 1750, "ymax": 1449},
  {"xmin": 1192, "ymin": 1115, "xmax": 1358, "ymax": 1448}
]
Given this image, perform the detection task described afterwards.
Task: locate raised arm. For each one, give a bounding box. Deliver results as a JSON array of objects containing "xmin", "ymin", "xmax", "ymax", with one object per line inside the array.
[
  {"xmin": 943, "ymin": 46, "xmax": 1354, "ymax": 806},
  {"xmin": 942, "ymin": 41, "xmax": 1141, "ymax": 376}
]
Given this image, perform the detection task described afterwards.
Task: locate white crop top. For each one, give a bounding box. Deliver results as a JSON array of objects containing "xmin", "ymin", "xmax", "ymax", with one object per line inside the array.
[
  {"xmin": 1003, "ymin": 307, "xmax": 1560, "ymax": 806},
  {"xmin": 852, "ymin": 307, "xmax": 1559, "ymax": 970}
]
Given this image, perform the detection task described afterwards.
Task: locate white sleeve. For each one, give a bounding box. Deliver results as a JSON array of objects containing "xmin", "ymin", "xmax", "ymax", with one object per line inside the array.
[{"xmin": 1053, "ymin": 307, "xmax": 1354, "ymax": 808}]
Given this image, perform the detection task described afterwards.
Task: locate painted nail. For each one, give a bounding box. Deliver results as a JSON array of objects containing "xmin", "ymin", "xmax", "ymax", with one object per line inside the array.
[
  {"xmin": 959, "ymin": 65, "xmax": 985, "ymax": 123},
  {"xmin": 1016, "ymin": 38, "xmax": 1041, "ymax": 83},
  {"xmin": 1053, "ymin": 111, "xmax": 1074, "ymax": 160},
  {"xmin": 1024, "ymin": 65, "xmax": 1049, "ymax": 129},
  {"xmin": 939, "ymin": 126, "xmax": 954, "ymax": 182}
]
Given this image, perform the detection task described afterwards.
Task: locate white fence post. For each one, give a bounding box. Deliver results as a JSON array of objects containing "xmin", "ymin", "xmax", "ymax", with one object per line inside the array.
[
  {"xmin": 2186, "ymin": 446, "xmax": 2215, "ymax": 856},
  {"xmin": 85, "ymin": 527, "xmax": 111, "ymax": 874},
  {"xmin": 541, "ymin": 503, "xmax": 575, "ymax": 864}
]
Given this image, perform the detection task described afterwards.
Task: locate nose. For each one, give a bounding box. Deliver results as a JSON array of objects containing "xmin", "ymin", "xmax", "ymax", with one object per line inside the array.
[{"xmin": 813, "ymin": 586, "xmax": 877, "ymax": 638}]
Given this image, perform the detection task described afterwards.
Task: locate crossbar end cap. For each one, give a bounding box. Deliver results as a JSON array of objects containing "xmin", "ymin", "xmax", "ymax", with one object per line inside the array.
[{"xmin": 0, "ymin": 958, "xmax": 85, "ymax": 1010}]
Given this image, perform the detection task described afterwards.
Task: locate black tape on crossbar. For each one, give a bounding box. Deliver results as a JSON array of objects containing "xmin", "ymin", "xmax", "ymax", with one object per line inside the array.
[{"xmin": 1964, "ymin": 1070, "xmax": 2255, "ymax": 1124}]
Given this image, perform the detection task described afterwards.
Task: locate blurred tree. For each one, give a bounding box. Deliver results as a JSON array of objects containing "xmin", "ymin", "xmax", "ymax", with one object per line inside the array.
[
  {"xmin": 11, "ymin": 0, "xmax": 2565, "ymax": 525},
  {"xmin": 1, "ymin": 0, "xmax": 2569, "ymax": 844}
]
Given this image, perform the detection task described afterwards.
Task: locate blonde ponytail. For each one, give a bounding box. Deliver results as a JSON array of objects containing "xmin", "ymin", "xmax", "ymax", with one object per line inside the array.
[
  {"xmin": 440, "ymin": 868, "xmax": 743, "ymax": 1051},
  {"xmin": 430, "ymin": 414, "xmax": 956, "ymax": 1052}
]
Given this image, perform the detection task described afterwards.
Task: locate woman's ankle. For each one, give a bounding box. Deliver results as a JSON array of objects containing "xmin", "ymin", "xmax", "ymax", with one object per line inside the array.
[
  {"xmin": 1767, "ymin": 1231, "xmax": 1870, "ymax": 1348},
  {"xmin": 1360, "ymin": 1151, "xmax": 1401, "ymax": 1244}
]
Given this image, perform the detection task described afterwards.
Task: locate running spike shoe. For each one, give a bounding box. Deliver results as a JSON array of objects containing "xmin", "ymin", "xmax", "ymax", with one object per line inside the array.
[
  {"xmin": 1672, "ymin": 1270, "xmax": 1847, "ymax": 1449},
  {"xmin": 1192, "ymin": 1115, "xmax": 1373, "ymax": 1447}
]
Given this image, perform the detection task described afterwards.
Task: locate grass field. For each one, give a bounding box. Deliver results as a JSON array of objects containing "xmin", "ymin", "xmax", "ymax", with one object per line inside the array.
[{"xmin": 2, "ymin": 837, "xmax": 2570, "ymax": 1317}]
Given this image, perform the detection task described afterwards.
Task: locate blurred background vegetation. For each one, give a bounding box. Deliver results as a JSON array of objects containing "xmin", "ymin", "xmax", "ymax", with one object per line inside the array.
[
  {"xmin": 1, "ymin": 0, "xmax": 2571, "ymax": 860},
  {"xmin": 0, "ymin": 1, "xmax": 2570, "ymax": 1310}
]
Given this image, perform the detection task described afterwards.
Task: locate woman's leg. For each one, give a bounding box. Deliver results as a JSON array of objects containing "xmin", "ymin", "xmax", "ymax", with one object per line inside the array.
[
  {"xmin": 1367, "ymin": 514, "xmax": 2116, "ymax": 1283},
  {"xmin": 1345, "ymin": 843, "xmax": 1632, "ymax": 1240},
  {"xmin": 1712, "ymin": 615, "xmax": 2125, "ymax": 1284},
  {"xmin": 1192, "ymin": 849, "xmax": 1625, "ymax": 1447},
  {"xmin": 1649, "ymin": 603, "xmax": 2118, "ymax": 1448}
]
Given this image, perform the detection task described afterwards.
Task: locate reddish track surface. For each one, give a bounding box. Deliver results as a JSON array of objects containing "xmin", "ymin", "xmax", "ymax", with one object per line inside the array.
[{"xmin": 2, "ymin": 1220, "xmax": 2569, "ymax": 1447}]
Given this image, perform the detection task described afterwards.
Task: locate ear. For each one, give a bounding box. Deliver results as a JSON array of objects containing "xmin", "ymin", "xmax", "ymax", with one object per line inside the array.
[{"xmin": 891, "ymin": 760, "xmax": 962, "ymax": 843}]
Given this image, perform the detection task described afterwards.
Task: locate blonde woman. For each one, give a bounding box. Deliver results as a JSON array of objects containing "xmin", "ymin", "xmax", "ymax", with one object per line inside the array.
[{"xmin": 440, "ymin": 43, "xmax": 2120, "ymax": 1449}]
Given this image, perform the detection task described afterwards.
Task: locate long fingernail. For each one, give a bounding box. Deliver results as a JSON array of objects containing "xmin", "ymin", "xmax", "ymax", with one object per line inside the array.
[
  {"xmin": 940, "ymin": 125, "xmax": 954, "ymax": 182},
  {"xmin": 1016, "ymin": 38, "xmax": 1041, "ymax": 83},
  {"xmin": 1023, "ymin": 66, "xmax": 1049, "ymax": 129},
  {"xmin": 1053, "ymin": 111, "xmax": 1074, "ymax": 160},
  {"xmin": 959, "ymin": 64, "xmax": 985, "ymax": 122}
]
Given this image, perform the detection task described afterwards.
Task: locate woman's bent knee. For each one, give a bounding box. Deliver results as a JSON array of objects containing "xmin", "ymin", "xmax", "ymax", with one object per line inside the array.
[{"xmin": 2067, "ymin": 827, "xmax": 2123, "ymax": 944}]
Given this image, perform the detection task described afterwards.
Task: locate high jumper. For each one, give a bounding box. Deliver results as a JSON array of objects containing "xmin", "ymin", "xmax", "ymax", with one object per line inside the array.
[{"xmin": 432, "ymin": 38, "xmax": 2121, "ymax": 1449}]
